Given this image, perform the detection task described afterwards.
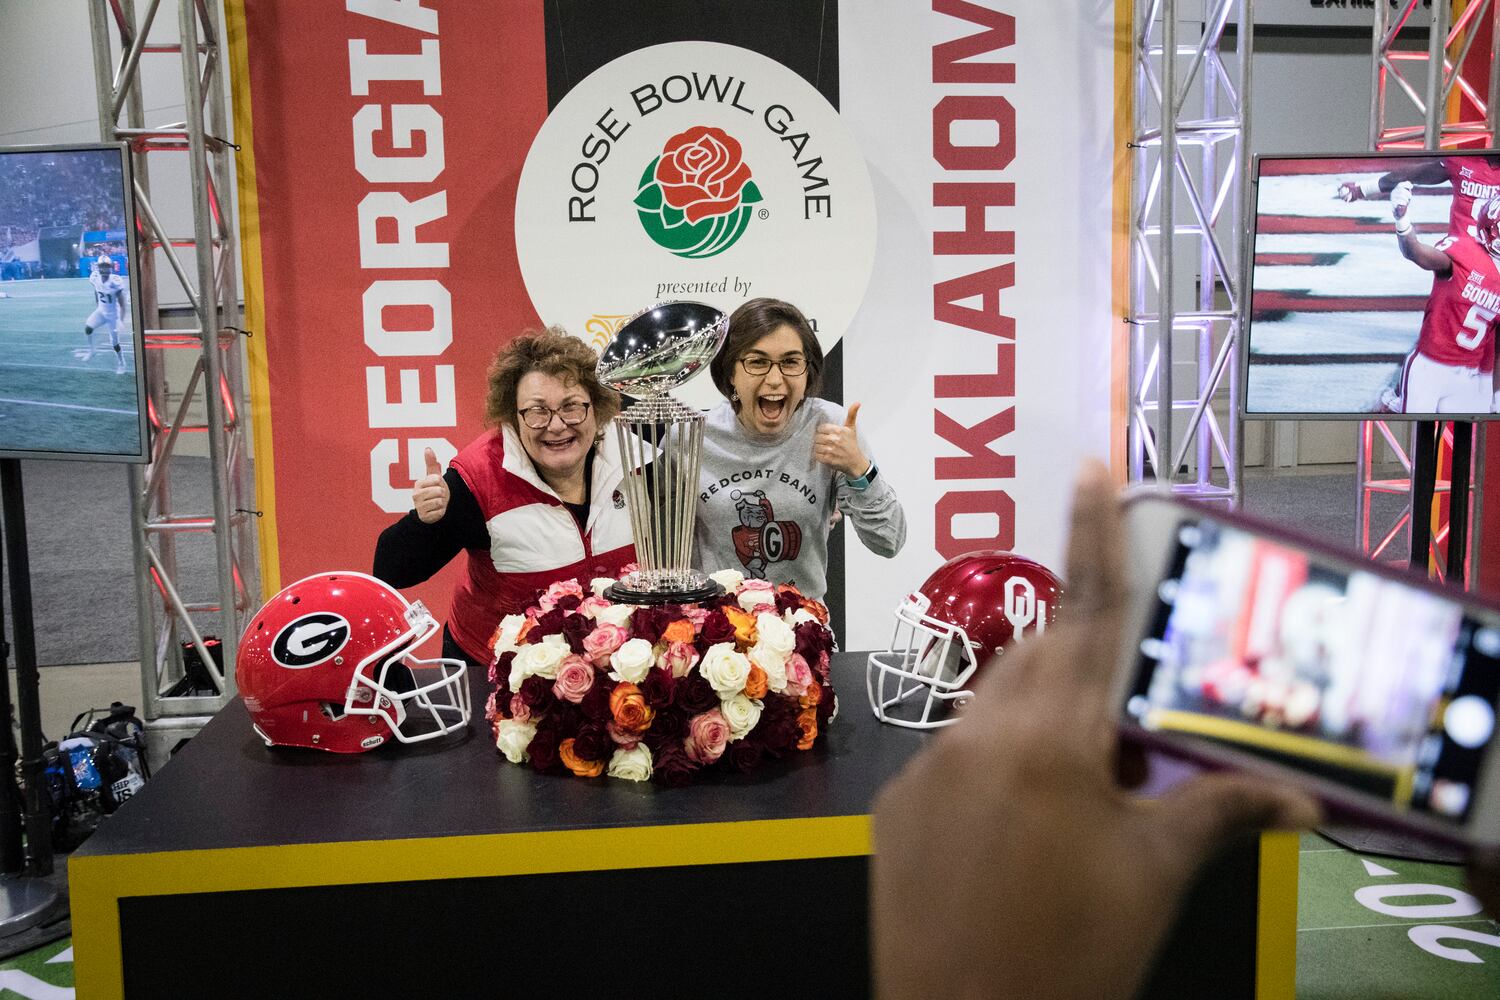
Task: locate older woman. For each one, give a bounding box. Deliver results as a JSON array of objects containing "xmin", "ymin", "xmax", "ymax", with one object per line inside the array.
[
  {"xmin": 374, "ymin": 329, "xmax": 636, "ymax": 669},
  {"xmin": 694, "ymin": 297, "xmax": 906, "ymax": 597}
]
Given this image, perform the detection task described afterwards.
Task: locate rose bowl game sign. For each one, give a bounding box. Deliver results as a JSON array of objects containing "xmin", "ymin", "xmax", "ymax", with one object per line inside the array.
[{"xmin": 515, "ymin": 41, "xmax": 877, "ymax": 409}]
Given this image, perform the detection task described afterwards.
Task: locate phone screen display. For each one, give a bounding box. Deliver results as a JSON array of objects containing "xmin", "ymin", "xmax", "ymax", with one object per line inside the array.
[{"xmin": 1128, "ymin": 518, "xmax": 1500, "ymax": 823}]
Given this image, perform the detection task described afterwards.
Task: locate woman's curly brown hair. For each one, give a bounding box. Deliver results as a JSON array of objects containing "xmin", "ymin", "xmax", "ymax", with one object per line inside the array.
[{"xmin": 484, "ymin": 327, "xmax": 620, "ymax": 429}]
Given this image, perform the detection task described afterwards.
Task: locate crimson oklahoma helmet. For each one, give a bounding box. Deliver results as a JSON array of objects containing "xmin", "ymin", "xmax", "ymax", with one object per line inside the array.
[
  {"xmin": 1476, "ymin": 197, "xmax": 1500, "ymax": 258},
  {"xmin": 866, "ymin": 550, "xmax": 1062, "ymax": 729},
  {"xmin": 236, "ymin": 571, "xmax": 471, "ymax": 753}
]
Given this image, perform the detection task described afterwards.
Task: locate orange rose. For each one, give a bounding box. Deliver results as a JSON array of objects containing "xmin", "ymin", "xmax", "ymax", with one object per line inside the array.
[
  {"xmin": 559, "ymin": 738, "xmax": 605, "ymax": 778},
  {"xmin": 724, "ymin": 606, "xmax": 757, "ymax": 647},
  {"xmin": 804, "ymin": 599, "xmax": 830, "ymax": 625},
  {"xmin": 796, "ymin": 706, "xmax": 818, "ymax": 750},
  {"xmin": 799, "ymin": 682, "xmax": 822, "ymax": 709},
  {"xmin": 744, "ymin": 664, "xmax": 769, "ymax": 700},
  {"xmin": 610, "ymin": 682, "xmax": 655, "ymax": 734},
  {"xmin": 663, "ymin": 619, "xmax": 696, "ymax": 644}
]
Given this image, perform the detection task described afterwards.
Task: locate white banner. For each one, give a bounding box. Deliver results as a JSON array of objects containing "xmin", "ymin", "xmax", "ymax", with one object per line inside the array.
[{"xmin": 838, "ymin": 1, "xmax": 1116, "ymax": 649}]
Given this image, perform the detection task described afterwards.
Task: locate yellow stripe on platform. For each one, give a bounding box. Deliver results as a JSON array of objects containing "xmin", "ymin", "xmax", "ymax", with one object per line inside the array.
[
  {"xmin": 71, "ymin": 814, "xmax": 872, "ymax": 999},
  {"xmin": 223, "ymin": 0, "xmax": 281, "ymax": 600},
  {"xmin": 1256, "ymin": 830, "xmax": 1299, "ymax": 1000}
]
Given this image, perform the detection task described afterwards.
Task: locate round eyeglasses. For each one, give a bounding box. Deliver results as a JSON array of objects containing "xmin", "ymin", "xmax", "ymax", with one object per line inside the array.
[
  {"xmin": 519, "ymin": 401, "xmax": 592, "ymax": 429},
  {"xmin": 739, "ymin": 355, "xmax": 807, "ymax": 377}
]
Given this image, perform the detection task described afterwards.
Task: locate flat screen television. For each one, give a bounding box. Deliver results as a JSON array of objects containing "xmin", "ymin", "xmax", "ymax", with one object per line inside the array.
[
  {"xmin": 1244, "ymin": 149, "xmax": 1500, "ymax": 420},
  {"xmin": 0, "ymin": 142, "xmax": 148, "ymax": 461}
]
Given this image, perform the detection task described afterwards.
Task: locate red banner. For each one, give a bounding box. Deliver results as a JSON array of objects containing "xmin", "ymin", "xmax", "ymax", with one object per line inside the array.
[{"xmin": 233, "ymin": 0, "xmax": 548, "ymax": 617}]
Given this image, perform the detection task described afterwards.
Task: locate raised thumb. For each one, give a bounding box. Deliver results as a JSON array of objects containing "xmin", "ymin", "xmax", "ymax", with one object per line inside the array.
[
  {"xmin": 844, "ymin": 402, "xmax": 861, "ymax": 429},
  {"xmin": 423, "ymin": 447, "xmax": 442, "ymax": 477}
]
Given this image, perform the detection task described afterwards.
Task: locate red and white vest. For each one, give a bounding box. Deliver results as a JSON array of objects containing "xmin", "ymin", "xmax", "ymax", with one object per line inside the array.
[{"xmin": 447, "ymin": 426, "xmax": 635, "ymax": 662}]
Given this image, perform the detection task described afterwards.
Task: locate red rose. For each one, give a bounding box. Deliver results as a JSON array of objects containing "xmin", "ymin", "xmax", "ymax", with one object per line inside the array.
[
  {"xmin": 651, "ymin": 743, "xmax": 701, "ymax": 787},
  {"xmin": 527, "ymin": 726, "xmax": 561, "ymax": 772},
  {"xmin": 676, "ymin": 673, "xmax": 718, "ymax": 715},
  {"xmin": 698, "ymin": 610, "xmax": 737, "ymax": 649},
  {"xmin": 640, "ymin": 666, "xmax": 677, "ymax": 709},
  {"xmin": 654, "ymin": 126, "xmax": 753, "ymax": 224}
]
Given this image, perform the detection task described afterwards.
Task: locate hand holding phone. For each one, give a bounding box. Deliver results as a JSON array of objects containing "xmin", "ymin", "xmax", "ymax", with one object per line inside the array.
[
  {"xmin": 1116, "ymin": 494, "xmax": 1500, "ymax": 848},
  {"xmin": 873, "ymin": 465, "xmax": 1320, "ymax": 1000}
]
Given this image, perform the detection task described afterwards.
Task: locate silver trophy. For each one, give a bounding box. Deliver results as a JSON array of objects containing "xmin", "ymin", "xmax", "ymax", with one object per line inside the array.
[{"xmin": 596, "ymin": 302, "xmax": 729, "ymax": 604}]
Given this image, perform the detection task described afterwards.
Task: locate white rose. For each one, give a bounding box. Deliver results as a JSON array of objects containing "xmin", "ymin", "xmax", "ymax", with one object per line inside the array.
[
  {"xmin": 590, "ymin": 577, "xmax": 616, "ymax": 598},
  {"xmin": 492, "ymin": 614, "xmax": 528, "ymax": 656},
  {"xmin": 755, "ymin": 612, "xmax": 796, "ymax": 656},
  {"xmin": 784, "ymin": 607, "xmax": 819, "ymax": 629},
  {"xmin": 720, "ymin": 693, "xmax": 763, "ymax": 741},
  {"xmin": 700, "ymin": 642, "xmax": 752, "ymax": 697},
  {"xmin": 495, "ymin": 718, "xmax": 537, "ymax": 765},
  {"xmin": 738, "ymin": 587, "xmax": 777, "ymax": 613},
  {"xmin": 508, "ymin": 640, "xmax": 567, "ymax": 689},
  {"xmin": 749, "ymin": 642, "xmax": 789, "ymax": 694},
  {"xmin": 607, "ymin": 743, "xmax": 653, "ymax": 782},
  {"xmin": 709, "ymin": 568, "xmax": 745, "ymax": 592},
  {"xmin": 541, "ymin": 632, "xmax": 569, "ymax": 650},
  {"xmin": 609, "ymin": 637, "xmax": 656, "ymax": 683},
  {"xmin": 593, "ymin": 602, "xmax": 637, "ymax": 628}
]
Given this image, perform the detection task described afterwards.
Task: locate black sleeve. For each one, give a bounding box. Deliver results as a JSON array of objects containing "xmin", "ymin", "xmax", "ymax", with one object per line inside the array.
[{"xmin": 372, "ymin": 469, "xmax": 488, "ymax": 588}]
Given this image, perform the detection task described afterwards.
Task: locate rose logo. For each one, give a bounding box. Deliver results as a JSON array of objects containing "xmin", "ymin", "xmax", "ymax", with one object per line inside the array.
[{"xmin": 634, "ymin": 125, "xmax": 763, "ymax": 259}]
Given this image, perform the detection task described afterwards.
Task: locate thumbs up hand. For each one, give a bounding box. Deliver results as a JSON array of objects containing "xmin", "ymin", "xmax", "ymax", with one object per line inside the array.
[
  {"xmin": 414, "ymin": 447, "xmax": 451, "ymax": 524},
  {"xmin": 813, "ymin": 402, "xmax": 871, "ymax": 479}
]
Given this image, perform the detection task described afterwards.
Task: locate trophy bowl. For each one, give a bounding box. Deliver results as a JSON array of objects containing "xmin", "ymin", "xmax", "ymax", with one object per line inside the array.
[
  {"xmin": 597, "ymin": 301, "xmax": 729, "ymax": 605},
  {"xmin": 596, "ymin": 301, "xmax": 729, "ymax": 399}
]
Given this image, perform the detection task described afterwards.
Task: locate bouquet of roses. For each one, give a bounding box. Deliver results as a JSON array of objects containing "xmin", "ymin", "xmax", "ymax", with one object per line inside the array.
[{"xmin": 486, "ymin": 569, "xmax": 838, "ymax": 785}]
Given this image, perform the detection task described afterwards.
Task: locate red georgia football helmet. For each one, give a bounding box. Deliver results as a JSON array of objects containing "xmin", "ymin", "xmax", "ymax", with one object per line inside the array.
[
  {"xmin": 867, "ymin": 551, "xmax": 1062, "ymax": 729},
  {"xmin": 1476, "ymin": 197, "xmax": 1500, "ymax": 258},
  {"xmin": 235, "ymin": 572, "xmax": 471, "ymax": 753}
]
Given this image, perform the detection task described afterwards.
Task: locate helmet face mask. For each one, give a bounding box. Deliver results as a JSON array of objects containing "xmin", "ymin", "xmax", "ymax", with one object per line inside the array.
[
  {"xmin": 238, "ymin": 573, "xmax": 471, "ymax": 753},
  {"xmin": 867, "ymin": 551, "xmax": 1061, "ymax": 730}
]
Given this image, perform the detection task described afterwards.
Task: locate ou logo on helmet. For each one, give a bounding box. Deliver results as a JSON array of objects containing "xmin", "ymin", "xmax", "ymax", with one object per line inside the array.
[
  {"xmin": 1003, "ymin": 577, "xmax": 1048, "ymax": 640},
  {"xmin": 271, "ymin": 613, "xmax": 351, "ymax": 669}
]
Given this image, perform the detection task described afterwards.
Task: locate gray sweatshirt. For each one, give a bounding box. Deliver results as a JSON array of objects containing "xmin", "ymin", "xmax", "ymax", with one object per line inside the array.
[{"xmin": 693, "ymin": 398, "xmax": 906, "ymax": 599}]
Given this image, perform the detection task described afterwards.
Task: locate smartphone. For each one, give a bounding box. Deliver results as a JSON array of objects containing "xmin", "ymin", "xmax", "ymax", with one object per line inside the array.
[{"xmin": 1116, "ymin": 492, "xmax": 1500, "ymax": 847}]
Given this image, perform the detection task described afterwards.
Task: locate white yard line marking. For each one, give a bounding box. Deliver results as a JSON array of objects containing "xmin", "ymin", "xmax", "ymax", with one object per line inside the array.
[{"xmin": 0, "ymin": 397, "xmax": 136, "ymax": 416}]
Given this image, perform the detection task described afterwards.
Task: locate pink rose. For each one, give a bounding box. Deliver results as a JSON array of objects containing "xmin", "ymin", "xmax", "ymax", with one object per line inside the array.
[
  {"xmin": 737, "ymin": 578, "xmax": 778, "ymax": 613},
  {"xmin": 607, "ymin": 720, "xmax": 641, "ymax": 750},
  {"xmin": 814, "ymin": 650, "xmax": 831, "ymax": 682},
  {"xmin": 684, "ymin": 709, "xmax": 730, "ymax": 764},
  {"xmin": 484, "ymin": 690, "xmax": 498, "ymax": 722},
  {"xmin": 538, "ymin": 578, "xmax": 585, "ymax": 611},
  {"xmin": 578, "ymin": 595, "xmax": 611, "ymax": 619},
  {"xmin": 681, "ymin": 606, "xmax": 710, "ymax": 627},
  {"xmin": 509, "ymin": 694, "xmax": 532, "ymax": 724},
  {"xmin": 553, "ymin": 655, "xmax": 596, "ymax": 704},
  {"xmin": 583, "ymin": 623, "xmax": 630, "ymax": 666},
  {"xmin": 784, "ymin": 653, "xmax": 814, "ymax": 698},
  {"xmin": 658, "ymin": 640, "xmax": 701, "ymax": 679}
]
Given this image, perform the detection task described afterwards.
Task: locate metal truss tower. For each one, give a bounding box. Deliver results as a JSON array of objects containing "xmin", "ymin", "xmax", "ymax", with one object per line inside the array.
[
  {"xmin": 1129, "ymin": 0, "xmax": 1251, "ymax": 500},
  {"xmin": 88, "ymin": 0, "xmax": 256, "ymax": 761},
  {"xmin": 1358, "ymin": 0, "xmax": 1500, "ymax": 580}
]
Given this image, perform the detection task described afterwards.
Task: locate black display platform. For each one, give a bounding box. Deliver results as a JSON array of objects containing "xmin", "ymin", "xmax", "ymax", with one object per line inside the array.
[{"xmin": 70, "ymin": 654, "xmax": 1295, "ymax": 999}]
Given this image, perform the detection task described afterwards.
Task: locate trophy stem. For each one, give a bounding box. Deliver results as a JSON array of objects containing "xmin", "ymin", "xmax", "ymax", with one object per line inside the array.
[{"xmin": 607, "ymin": 396, "xmax": 723, "ymax": 605}]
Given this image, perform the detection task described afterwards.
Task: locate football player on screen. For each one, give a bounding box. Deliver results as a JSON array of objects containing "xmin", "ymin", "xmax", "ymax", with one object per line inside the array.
[
  {"xmin": 1385, "ymin": 182, "xmax": 1500, "ymax": 414},
  {"xmin": 1338, "ymin": 155, "xmax": 1500, "ymax": 240},
  {"xmin": 81, "ymin": 254, "xmax": 128, "ymax": 374}
]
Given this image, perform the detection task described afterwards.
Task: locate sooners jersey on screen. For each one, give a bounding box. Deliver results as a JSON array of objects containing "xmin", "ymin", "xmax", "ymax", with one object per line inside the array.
[
  {"xmin": 1415, "ymin": 234, "xmax": 1500, "ymax": 370},
  {"xmin": 1443, "ymin": 156, "xmax": 1500, "ymax": 239}
]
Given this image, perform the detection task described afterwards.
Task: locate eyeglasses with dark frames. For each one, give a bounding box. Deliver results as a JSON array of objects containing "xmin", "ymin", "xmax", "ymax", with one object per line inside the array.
[
  {"xmin": 519, "ymin": 401, "xmax": 592, "ymax": 429},
  {"xmin": 739, "ymin": 355, "xmax": 807, "ymax": 377}
]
